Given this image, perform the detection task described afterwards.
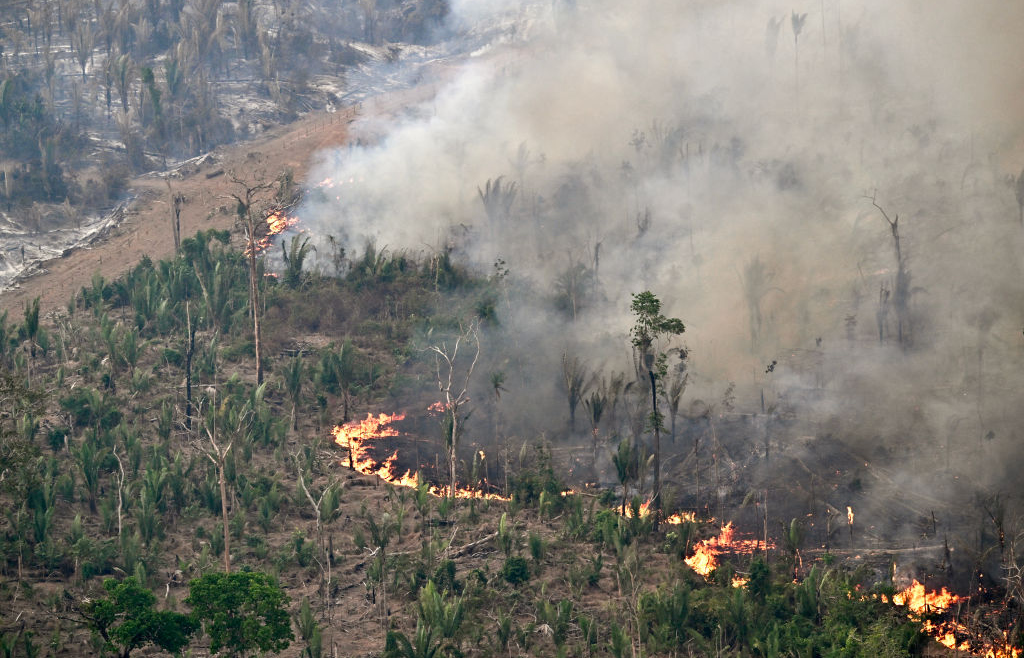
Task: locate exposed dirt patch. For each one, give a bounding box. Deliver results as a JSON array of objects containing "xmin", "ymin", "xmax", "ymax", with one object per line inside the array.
[{"xmin": 0, "ymin": 83, "xmax": 440, "ymax": 318}]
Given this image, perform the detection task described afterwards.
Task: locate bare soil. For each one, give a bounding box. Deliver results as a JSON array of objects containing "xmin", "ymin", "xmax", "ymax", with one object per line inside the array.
[{"xmin": 0, "ymin": 83, "xmax": 440, "ymax": 319}]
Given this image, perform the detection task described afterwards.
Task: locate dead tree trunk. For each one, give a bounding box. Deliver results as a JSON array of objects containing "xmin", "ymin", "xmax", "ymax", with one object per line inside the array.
[{"xmin": 428, "ymin": 320, "xmax": 480, "ymax": 499}]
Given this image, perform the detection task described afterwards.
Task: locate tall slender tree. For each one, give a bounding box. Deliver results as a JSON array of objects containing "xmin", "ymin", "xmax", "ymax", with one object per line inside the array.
[
  {"xmin": 227, "ymin": 173, "xmax": 275, "ymax": 385},
  {"xmin": 428, "ymin": 320, "xmax": 480, "ymax": 499},
  {"xmin": 629, "ymin": 291, "xmax": 685, "ymax": 527}
]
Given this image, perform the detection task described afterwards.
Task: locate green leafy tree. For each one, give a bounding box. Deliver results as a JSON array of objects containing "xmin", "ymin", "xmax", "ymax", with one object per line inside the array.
[
  {"xmin": 82, "ymin": 576, "xmax": 198, "ymax": 658},
  {"xmin": 185, "ymin": 571, "xmax": 293, "ymax": 657},
  {"xmin": 629, "ymin": 291, "xmax": 685, "ymax": 523}
]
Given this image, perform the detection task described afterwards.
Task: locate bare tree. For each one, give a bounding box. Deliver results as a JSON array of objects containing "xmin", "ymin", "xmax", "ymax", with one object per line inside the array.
[
  {"xmin": 427, "ymin": 320, "xmax": 481, "ymax": 499},
  {"xmin": 112, "ymin": 445, "xmax": 125, "ymax": 539},
  {"xmin": 294, "ymin": 452, "xmax": 342, "ymax": 609},
  {"xmin": 227, "ymin": 172, "xmax": 276, "ymax": 385},
  {"xmin": 1012, "ymin": 168, "xmax": 1024, "ymax": 225},
  {"xmin": 868, "ymin": 192, "xmax": 912, "ymax": 348},
  {"xmin": 740, "ymin": 256, "xmax": 782, "ymax": 353},
  {"xmin": 195, "ymin": 388, "xmax": 248, "ymax": 573},
  {"xmin": 184, "ymin": 302, "xmax": 197, "ymax": 433}
]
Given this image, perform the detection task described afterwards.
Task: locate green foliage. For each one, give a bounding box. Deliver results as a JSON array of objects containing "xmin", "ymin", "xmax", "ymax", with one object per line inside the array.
[
  {"xmin": 385, "ymin": 580, "xmax": 464, "ymax": 658},
  {"xmin": 508, "ymin": 444, "xmax": 565, "ymax": 511},
  {"xmin": 60, "ymin": 387, "xmax": 121, "ymax": 430},
  {"xmin": 629, "ymin": 290, "xmax": 685, "ymax": 359},
  {"xmin": 282, "ymin": 235, "xmax": 315, "ymax": 289},
  {"xmin": 0, "ymin": 73, "xmax": 77, "ymax": 203},
  {"xmin": 0, "ymin": 371, "xmax": 46, "ymax": 496},
  {"xmin": 82, "ymin": 576, "xmax": 198, "ymax": 658},
  {"xmin": 185, "ymin": 570, "xmax": 293, "ymax": 656},
  {"xmin": 500, "ymin": 556, "xmax": 530, "ymax": 585}
]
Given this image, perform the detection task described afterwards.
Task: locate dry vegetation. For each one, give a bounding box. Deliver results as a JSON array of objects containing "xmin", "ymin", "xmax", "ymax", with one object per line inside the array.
[{"xmin": 0, "ymin": 231, "xmax": 1010, "ymax": 658}]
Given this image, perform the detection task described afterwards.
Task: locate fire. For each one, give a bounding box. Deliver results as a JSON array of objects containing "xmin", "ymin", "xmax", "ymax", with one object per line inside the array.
[
  {"xmin": 847, "ymin": 505, "xmax": 854, "ymax": 525},
  {"xmin": 891, "ymin": 580, "xmax": 1021, "ymax": 657},
  {"xmin": 247, "ymin": 209, "xmax": 300, "ymax": 255},
  {"xmin": 893, "ymin": 579, "xmax": 962, "ymax": 614},
  {"xmin": 684, "ymin": 522, "xmax": 772, "ymax": 581},
  {"xmin": 622, "ymin": 499, "xmax": 696, "ymax": 525},
  {"xmin": 664, "ymin": 510, "xmax": 697, "ymax": 524},
  {"xmin": 330, "ymin": 412, "xmax": 508, "ymax": 500}
]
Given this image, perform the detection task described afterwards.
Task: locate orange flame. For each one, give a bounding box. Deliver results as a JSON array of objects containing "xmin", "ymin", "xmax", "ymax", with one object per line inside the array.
[
  {"xmin": 847, "ymin": 505, "xmax": 854, "ymax": 525},
  {"xmin": 893, "ymin": 580, "xmax": 962, "ymax": 614},
  {"xmin": 330, "ymin": 412, "xmax": 508, "ymax": 500},
  {"xmin": 247, "ymin": 210, "xmax": 300, "ymax": 255},
  {"xmin": 622, "ymin": 499, "xmax": 696, "ymax": 525},
  {"xmin": 891, "ymin": 581, "xmax": 1020, "ymax": 657},
  {"xmin": 684, "ymin": 522, "xmax": 772, "ymax": 581}
]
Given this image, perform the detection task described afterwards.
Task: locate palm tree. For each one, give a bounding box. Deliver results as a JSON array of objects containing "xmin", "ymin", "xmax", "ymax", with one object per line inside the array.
[
  {"xmin": 112, "ymin": 53, "xmax": 134, "ymax": 113},
  {"xmin": 612, "ymin": 438, "xmax": 637, "ymax": 516},
  {"xmin": 561, "ymin": 353, "xmax": 591, "ymax": 432},
  {"xmin": 282, "ymin": 235, "xmax": 314, "ymax": 289},
  {"xmin": 285, "ymin": 354, "xmax": 303, "ymax": 432},
  {"xmin": 782, "ymin": 517, "xmax": 806, "ymax": 579},
  {"xmin": 583, "ymin": 385, "xmax": 606, "ymax": 469}
]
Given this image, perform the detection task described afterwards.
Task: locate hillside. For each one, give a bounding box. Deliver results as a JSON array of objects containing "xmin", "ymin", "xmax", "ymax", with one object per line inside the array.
[
  {"xmin": 0, "ymin": 235, "xmax": 992, "ymax": 658},
  {"xmin": 3, "ymin": 0, "xmax": 1024, "ymax": 656}
]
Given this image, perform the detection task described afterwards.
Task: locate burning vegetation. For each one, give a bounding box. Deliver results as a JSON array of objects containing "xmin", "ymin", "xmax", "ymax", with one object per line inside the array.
[
  {"xmin": 5, "ymin": 0, "xmax": 1024, "ymax": 655},
  {"xmin": 331, "ymin": 411, "xmax": 508, "ymax": 500}
]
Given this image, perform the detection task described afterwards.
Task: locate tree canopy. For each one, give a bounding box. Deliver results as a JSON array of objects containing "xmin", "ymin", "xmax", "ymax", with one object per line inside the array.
[
  {"xmin": 81, "ymin": 576, "xmax": 198, "ymax": 658},
  {"xmin": 629, "ymin": 291, "xmax": 685, "ymax": 364},
  {"xmin": 185, "ymin": 570, "xmax": 293, "ymax": 657}
]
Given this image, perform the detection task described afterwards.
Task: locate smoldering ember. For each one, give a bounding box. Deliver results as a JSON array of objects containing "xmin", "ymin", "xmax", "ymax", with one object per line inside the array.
[{"xmin": 1, "ymin": 0, "xmax": 1024, "ymax": 656}]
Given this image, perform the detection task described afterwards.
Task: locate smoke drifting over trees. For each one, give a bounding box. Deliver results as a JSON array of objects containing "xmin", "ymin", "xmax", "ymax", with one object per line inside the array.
[{"xmin": 296, "ymin": 0, "xmax": 1024, "ymax": 566}]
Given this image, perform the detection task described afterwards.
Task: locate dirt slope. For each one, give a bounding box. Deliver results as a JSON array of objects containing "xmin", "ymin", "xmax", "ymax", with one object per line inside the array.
[{"xmin": 0, "ymin": 83, "xmax": 439, "ymax": 318}]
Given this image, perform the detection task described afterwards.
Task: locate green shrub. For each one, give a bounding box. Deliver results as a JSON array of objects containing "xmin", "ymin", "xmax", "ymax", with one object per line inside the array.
[
  {"xmin": 500, "ymin": 556, "xmax": 530, "ymax": 585},
  {"xmin": 161, "ymin": 348, "xmax": 183, "ymax": 367}
]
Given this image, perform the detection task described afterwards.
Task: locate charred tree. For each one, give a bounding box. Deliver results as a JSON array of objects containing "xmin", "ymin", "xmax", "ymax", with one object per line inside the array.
[
  {"xmin": 869, "ymin": 193, "xmax": 912, "ymax": 348},
  {"xmin": 428, "ymin": 320, "xmax": 480, "ymax": 499}
]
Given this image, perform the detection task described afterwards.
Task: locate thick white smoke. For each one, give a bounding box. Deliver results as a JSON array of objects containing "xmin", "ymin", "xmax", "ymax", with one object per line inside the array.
[{"xmin": 296, "ymin": 0, "xmax": 1024, "ymax": 544}]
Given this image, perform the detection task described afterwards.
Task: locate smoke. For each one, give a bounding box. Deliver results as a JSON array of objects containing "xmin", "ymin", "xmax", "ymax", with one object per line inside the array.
[{"xmin": 297, "ymin": 0, "xmax": 1024, "ymax": 561}]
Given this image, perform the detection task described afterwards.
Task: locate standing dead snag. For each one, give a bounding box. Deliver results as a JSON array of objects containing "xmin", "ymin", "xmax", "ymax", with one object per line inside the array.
[
  {"xmin": 165, "ymin": 180, "xmax": 183, "ymax": 252},
  {"xmin": 427, "ymin": 320, "xmax": 480, "ymax": 499},
  {"xmin": 194, "ymin": 389, "xmax": 240, "ymax": 574},
  {"xmin": 1013, "ymin": 168, "xmax": 1024, "ymax": 225},
  {"xmin": 294, "ymin": 453, "xmax": 341, "ymax": 611},
  {"xmin": 868, "ymin": 192, "xmax": 912, "ymax": 348},
  {"xmin": 226, "ymin": 172, "xmax": 277, "ymax": 386}
]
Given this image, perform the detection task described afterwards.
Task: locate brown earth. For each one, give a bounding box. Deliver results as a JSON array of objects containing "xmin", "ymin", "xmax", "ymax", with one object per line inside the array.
[{"xmin": 0, "ymin": 82, "xmax": 440, "ymax": 319}]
